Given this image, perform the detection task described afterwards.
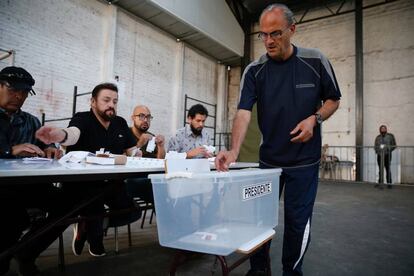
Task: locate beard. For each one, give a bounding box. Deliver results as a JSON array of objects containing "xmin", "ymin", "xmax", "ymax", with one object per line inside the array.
[
  {"xmin": 99, "ymin": 108, "xmax": 116, "ymax": 121},
  {"xmin": 190, "ymin": 124, "xmax": 203, "ymax": 136},
  {"xmin": 380, "ymin": 131, "xmax": 387, "ymax": 136},
  {"xmin": 139, "ymin": 124, "xmax": 149, "ymax": 132}
]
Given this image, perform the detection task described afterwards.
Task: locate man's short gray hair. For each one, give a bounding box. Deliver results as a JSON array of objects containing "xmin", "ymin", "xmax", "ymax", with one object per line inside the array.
[{"xmin": 260, "ymin": 3, "xmax": 294, "ymax": 26}]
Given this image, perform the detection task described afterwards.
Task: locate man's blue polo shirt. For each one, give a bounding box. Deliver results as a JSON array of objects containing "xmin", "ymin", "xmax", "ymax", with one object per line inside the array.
[{"xmin": 238, "ymin": 45, "xmax": 341, "ymax": 167}]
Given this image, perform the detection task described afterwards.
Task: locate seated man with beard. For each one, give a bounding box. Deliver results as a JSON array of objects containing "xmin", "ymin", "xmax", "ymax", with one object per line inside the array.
[
  {"xmin": 168, "ymin": 104, "xmax": 213, "ymax": 159},
  {"xmin": 126, "ymin": 104, "xmax": 166, "ymax": 209},
  {"xmin": 130, "ymin": 105, "xmax": 165, "ymax": 159},
  {"xmin": 36, "ymin": 82, "xmax": 142, "ymax": 257}
]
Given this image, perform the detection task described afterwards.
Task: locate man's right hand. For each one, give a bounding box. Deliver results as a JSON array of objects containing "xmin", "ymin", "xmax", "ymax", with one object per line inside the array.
[
  {"xmin": 215, "ymin": 150, "xmax": 237, "ymax": 171},
  {"xmin": 35, "ymin": 126, "xmax": 65, "ymax": 144},
  {"xmin": 186, "ymin": 146, "xmax": 213, "ymax": 159},
  {"xmin": 138, "ymin": 133, "xmax": 153, "ymax": 147},
  {"xmin": 12, "ymin": 143, "xmax": 45, "ymax": 157}
]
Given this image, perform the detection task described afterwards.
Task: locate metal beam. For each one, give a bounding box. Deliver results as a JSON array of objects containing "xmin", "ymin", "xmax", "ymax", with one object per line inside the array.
[
  {"xmin": 250, "ymin": 0, "xmax": 398, "ymax": 36},
  {"xmin": 241, "ymin": 11, "xmax": 251, "ymax": 74},
  {"xmin": 296, "ymin": 0, "xmax": 398, "ymax": 25},
  {"xmin": 355, "ymin": 0, "xmax": 364, "ymax": 181}
]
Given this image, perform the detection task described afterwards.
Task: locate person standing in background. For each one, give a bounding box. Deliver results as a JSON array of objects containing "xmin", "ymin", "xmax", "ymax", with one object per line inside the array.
[{"xmin": 374, "ymin": 125, "xmax": 396, "ymax": 189}]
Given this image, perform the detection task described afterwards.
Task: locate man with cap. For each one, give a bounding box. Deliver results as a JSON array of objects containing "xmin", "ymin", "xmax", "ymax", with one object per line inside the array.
[
  {"xmin": 0, "ymin": 66, "xmax": 68, "ymax": 275},
  {"xmin": 0, "ymin": 66, "xmax": 62, "ymax": 158}
]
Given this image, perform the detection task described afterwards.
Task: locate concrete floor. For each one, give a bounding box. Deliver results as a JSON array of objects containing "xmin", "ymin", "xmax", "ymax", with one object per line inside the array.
[{"xmin": 5, "ymin": 181, "xmax": 414, "ymax": 276}]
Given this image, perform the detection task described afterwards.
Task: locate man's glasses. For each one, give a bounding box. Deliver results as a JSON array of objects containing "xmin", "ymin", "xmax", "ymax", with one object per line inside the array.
[
  {"xmin": 134, "ymin": 113, "xmax": 153, "ymax": 121},
  {"xmin": 258, "ymin": 26, "xmax": 291, "ymax": 41}
]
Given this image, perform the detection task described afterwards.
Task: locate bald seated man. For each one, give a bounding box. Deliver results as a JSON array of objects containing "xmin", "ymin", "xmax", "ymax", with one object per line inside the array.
[{"xmin": 130, "ymin": 105, "xmax": 165, "ymax": 159}]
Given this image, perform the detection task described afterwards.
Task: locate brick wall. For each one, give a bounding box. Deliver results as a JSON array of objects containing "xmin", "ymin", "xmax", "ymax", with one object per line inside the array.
[{"xmin": 0, "ymin": 0, "xmax": 226, "ymax": 141}]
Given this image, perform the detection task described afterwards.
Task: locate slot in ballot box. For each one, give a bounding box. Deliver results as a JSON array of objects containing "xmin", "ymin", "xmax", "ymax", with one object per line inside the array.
[{"xmin": 149, "ymin": 168, "xmax": 281, "ymax": 256}]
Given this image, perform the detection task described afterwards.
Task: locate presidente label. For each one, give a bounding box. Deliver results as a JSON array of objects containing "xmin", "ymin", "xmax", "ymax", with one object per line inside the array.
[{"xmin": 242, "ymin": 181, "xmax": 272, "ymax": 201}]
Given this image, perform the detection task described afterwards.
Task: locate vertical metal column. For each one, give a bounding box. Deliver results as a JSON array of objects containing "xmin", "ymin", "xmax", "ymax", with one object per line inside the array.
[
  {"xmin": 379, "ymin": 148, "xmax": 385, "ymax": 184},
  {"xmin": 213, "ymin": 103, "xmax": 217, "ymax": 146},
  {"xmin": 241, "ymin": 17, "xmax": 251, "ymax": 74},
  {"xmin": 183, "ymin": 94, "xmax": 188, "ymax": 126},
  {"xmin": 72, "ymin": 86, "xmax": 78, "ymax": 116},
  {"xmin": 41, "ymin": 113, "xmax": 45, "ymax": 126},
  {"xmin": 355, "ymin": 0, "xmax": 364, "ymax": 181}
]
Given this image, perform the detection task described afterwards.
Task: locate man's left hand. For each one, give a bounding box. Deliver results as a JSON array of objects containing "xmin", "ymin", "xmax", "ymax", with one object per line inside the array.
[
  {"xmin": 290, "ymin": 115, "xmax": 316, "ymax": 143},
  {"xmin": 44, "ymin": 147, "xmax": 63, "ymax": 159},
  {"xmin": 155, "ymin": 135, "xmax": 165, "ymax": 147}
]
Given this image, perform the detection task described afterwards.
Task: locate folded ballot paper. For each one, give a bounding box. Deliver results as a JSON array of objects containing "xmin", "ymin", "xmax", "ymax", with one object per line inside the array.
[
  {"xmin": 58, "ymin": 149, "xmax": 127, "ymax": 165},
  {"xmin": 22, "ymin": 157, "xmax": 53, "ymax": 163},
  {"xmin": 86, "ymin": 155, "xmax": 127, "ymax": 165}
]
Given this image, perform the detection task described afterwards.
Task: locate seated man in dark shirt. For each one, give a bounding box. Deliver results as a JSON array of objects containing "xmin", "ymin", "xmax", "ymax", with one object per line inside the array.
[
  {"xmin": 127, "ymin": 105, "xmax": 166, "ymax": 206},
  {"xmin": 36, "ymin": 82, "xmax": 142, "ymax": 257},
  {"xmin": 130, "ymin": 105, "xmax": 165, "ymax": 159},
  {"xmin": 0, "ymin": 66, "xmax": 67, "ymax": 276}
]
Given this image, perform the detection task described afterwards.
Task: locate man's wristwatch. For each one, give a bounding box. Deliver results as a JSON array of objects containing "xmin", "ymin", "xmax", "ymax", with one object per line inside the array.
[
  {"xmin": 60, "ymin": 129, "xmax": 68, "ymax": 143},
  {"xmin": 0, "ymin": 147, "xmax": 13, "ymax": 158},
  {"xmin": 314, "ymin": 113, "xmax": 323, "ymax": 124}
]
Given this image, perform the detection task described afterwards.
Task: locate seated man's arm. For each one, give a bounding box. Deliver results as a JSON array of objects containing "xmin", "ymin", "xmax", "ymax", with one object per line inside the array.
[
  {"xmin": 43, "ymin": 146, "xmax": 63, "ymax": 159},
  {"xmin": 125, "ymin": 146, "xmax": 142, "ymax": 157},
  {"xmin": 136, "ymin": 133, "xmax": 152, "ymax": 149},
  {"xmin": 35, "ymin": 126, "xmax": 80, "ymax": 146},
  {"xmin": 167, "ymin": 133, "xmax": 210, "ymax": 159},
  {"xmin": 167, "ymin": 135, "xmax": 179, "ymax": 152},
  {"xmin": 186, "ymin": 147, "xmax": 212, "ymax": 159},
  {"xmin": 11, "ymin": 143, "xmax": 45, "ymax": 157},
  {"xmin": 155, "ymin": 135, "xmax": 166, "ymax": 159}
]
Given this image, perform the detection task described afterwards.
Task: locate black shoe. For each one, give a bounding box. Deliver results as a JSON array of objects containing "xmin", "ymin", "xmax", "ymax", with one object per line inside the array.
[
  {"xmin": 246, "ymin": 269, "xmax": 268, "ymax": 276},
  {"xmin": 0, "ymin": 259, "xmax": 10, "ymax": 275},
  {"xmin": 16, "ymin": 259, "xmax": 40, "ymax": 276},
  {"xmin": 88, "ymin": 242, "xmax": 106, "ymax": 257},
  {"xmin": 72, "ymin": 223, "xmax": 87, "ymax": 256}
]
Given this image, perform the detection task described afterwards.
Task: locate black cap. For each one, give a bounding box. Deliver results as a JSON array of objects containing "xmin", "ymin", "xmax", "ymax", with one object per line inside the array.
[{"xmin": 0, "ymin": 66, "xmax": 36, "ymax": 95}]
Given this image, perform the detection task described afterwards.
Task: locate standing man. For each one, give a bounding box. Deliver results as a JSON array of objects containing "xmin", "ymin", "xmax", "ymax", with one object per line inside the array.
[
  {"xmin": 374, "ymin": 125, "xmax": 396, "ymax": 188},
  {"xmin": 36, "ymin": 82, "xmax": 141, "ymax": 257},
  {"xmin": 0, "ymin": 66, "xmax": 67, "ymax": 275},
  {"xmin": 131, "ymin": 105, "xmax": 165, "ymax": 159},
  {"xmin": 168, "ymin": 104, "xmax": 213, "ymax": 158},
  {"xmin": 216, "ymin": 4, "xmax": 341, "ymax": 276}
]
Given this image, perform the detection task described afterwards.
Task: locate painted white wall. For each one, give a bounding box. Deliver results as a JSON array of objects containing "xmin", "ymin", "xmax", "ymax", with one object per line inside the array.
[
  {"xmin": 151, "ymin": 0, "xmax": 244, "ymax": 56},
  {"xmin": 113, "ymin": 9, "xmax": 179, "ymax": 136},
  {"xmin": 181, "ymin": 46, "xmax": 222, "ymax": 141}
]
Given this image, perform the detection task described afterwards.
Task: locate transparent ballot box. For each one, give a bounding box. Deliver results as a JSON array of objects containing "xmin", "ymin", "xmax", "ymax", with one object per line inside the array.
[{"xmin": 149, "ymin": 169, "xmax": 281, "ymax": 256}]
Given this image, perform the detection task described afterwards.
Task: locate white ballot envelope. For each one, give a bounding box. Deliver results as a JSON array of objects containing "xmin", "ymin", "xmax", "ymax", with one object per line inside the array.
[{"xmin": 146, "ymin": 137, "xmax": 156, "ymax": 153}]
